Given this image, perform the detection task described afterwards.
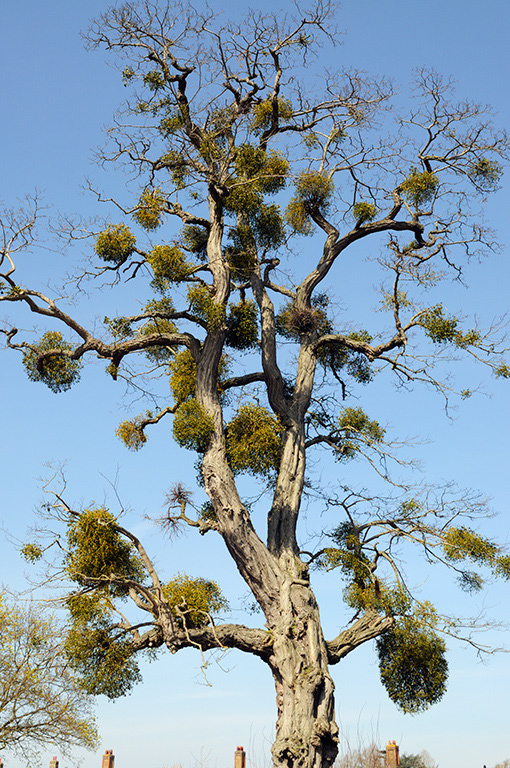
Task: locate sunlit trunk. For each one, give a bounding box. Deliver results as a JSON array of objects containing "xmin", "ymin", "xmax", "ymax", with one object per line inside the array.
[{"xmin": 268, "ymin": 572, "xmax": 339, "ymax": 768}]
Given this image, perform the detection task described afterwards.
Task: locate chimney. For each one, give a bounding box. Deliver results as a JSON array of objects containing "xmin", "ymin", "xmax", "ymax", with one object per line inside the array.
[
  {"xmin": 102, "ymin": 749, "xmax": 115, "ymax": 768},
  {"xmin": 50, "ymin": 757, "xmax": 59, "ymax": 768},
  {"xmin": 385, "ymin": 741, "xmax": 399, "ymax": 768},
  {"xmin": 234, "ymin": 746, "xmax": 246, "ymax": 768}
]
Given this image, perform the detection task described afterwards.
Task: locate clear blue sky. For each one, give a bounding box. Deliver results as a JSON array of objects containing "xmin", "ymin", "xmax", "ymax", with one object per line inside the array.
[{"xmin": 1, "ymin": 2, "xmax": 510, "ymax": 768}]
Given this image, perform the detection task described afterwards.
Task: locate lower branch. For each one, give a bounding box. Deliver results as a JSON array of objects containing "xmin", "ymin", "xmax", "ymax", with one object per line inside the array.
[
  {"xmin": 326, "ymin": 611, "xmax": 394, "ymax": 664},
  {"xmin": 132, "ymin": 622, "xmax": 273, "ymax": 659}
]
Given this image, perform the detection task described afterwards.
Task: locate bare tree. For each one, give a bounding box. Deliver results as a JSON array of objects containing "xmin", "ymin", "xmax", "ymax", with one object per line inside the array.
[
  {"xmin": 0, "ymin": 594, "xmax": 98, "ymax": 761},
  {"xmin": 335, "ymin": 741, "xmax": 383, "ymax": 768},
  {"xmin": 1, "ymin": 4, "xmax": 510, "ymax": 768}
]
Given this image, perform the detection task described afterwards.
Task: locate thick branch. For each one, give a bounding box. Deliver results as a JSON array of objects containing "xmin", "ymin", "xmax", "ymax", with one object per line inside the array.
[
  {"xmin": 132, "ymin": 621, "xmax": 273, "ymax": 660},
  {"xmin": 326, "ymin": 611, "xmax": 394, "ymax": 664}
]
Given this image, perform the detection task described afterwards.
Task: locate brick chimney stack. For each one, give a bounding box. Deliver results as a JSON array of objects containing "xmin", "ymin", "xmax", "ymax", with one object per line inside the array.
[
  {"xmin": 385, "ymin": 741, "xmax": 399, "ymax": 768},
  {"xmin": 234, "ymin": 746, "xmax": 246, "ymax": 768},
  {"xmin": 102, "ymin": 749, "xmax": 115, "ymax": 768},
  {"xmin": 49, "ymin": 757, "xmax": 59, "ymax": 768}
]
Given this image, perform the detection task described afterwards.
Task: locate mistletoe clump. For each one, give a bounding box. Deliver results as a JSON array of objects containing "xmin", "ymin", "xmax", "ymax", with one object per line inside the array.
[
  {"xmin": 116, "ymin": 416, "xmax": 147, "ymax": 451},
  {"xmin": 147, "ymin": 244, "xmax": 193, "ymax": 289},
  {"xmin": 133, "ymin": 187, "xmax": 167, "ymax": 230},
  {"xmin": 250, "ymin": 97, "xmax": 294, "ymax": 133},
  {"xmin": 376, "ymin": 615, "xmax": 448, "ymax": 713},
  {"xmin": 95, "ymin": 224, "xmax": 136, "ymax": 263},
  {"xmin": 400, "ymin": 168, "xmax": 439, "ymax": 208},
  {"xmin": 469, "ymin": 157, "xmax": 503, "ymax": 190},
  {"xmin": 65, "ymin": 593, "xmax": 141, "ymax": 700},
  {"xmin": 226, "ymin": 403, "xmax": 282, "ymax": 476},
  {"xmin": 162, "ymin": 573, "xmax": 228, "ymax": 627},
  {"xmin": 285, "ymin": 171, "xmax": 334, "ymax": 234},
  {"xmin": 22, "ymin": 331, "xmax": 82, "ymax": 393},
  {"xmin": 226, "ymin": 300, "xmax": 259, "ymax": 350},
  {"xmin": 172, "ymin": 399, "xmax": 215, "ymax": 452},
  {"xmin": 66, "ymin": 508, "xmax": 145, "ymax": 591},
  {"xmin": 187, "ymin": 284, "xmax": 226, "ymax": 329},
  {"xmin": 352, "ymin": 201, "xmax": 377, "ymax": 223}
]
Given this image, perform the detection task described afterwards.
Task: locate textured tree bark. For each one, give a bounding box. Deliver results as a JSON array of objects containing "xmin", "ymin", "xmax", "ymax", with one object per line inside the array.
[{"xmin": 266, "ymin": 559, "xmax": 339, "ymax": 768}]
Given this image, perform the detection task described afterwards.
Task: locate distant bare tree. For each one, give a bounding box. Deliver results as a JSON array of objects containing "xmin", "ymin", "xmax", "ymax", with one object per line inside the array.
[{"xmin": 0, "ymin": 595, "xmax": 98, "ymax": 761}]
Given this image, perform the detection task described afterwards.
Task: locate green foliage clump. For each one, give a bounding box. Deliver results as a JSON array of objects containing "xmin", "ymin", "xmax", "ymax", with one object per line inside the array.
[
  {"xmin": 336, "ymin": 406, "xmax": 385, "ymax": 459},
  {"xmin": 250, "ymin": 97, "xmax": 294, "ymax": 134},
  {"xmin": 226, "ymin": 226, "xmax": 258, "ymax": 280},
  {"xmin": 104, "ymin": 315, "xmax": 133, "ymax": 339},
  {"xmin": 116, "ymin": 416, "xmax": 147, "ymax": 451},
  {"xmin": 295, "ymin": 171, "xmax": 334, "ymax": 209},
  {"xmin": 198, "ymin": 502, "xmax": 217, "ymax": 523},
  {"xmin": 65, "ymin": 594, "xmax": 141, "ymax": 700},
  {"xmin": 380, "ymin": 289, "xmax": 412, "ymax": 312},
  {"xmin": 237, "ymin": 146, "xmax": 289, "ymax": 194},
  {"xmin": 169, "ymin": 349, "xmax": 197, "ymax": 403},
  {"xmin": 159, "ymin": 150, "xmax": 189, "ymax": 189},
  {"xmin": 181, "ymin": 224, "xmax": 209, "ymax": 261},
  {"xmin": 442, "ymin": 526, "xmax": 498, "ymax": 564},
  {"xmin": 133, "ymin": 187, "xmax": 167, "ymax": 231},
  {"xmin": 169, "ymin": 349, "xmax": 230, "ymax": 403},
  {"xmin": 122, "ymin": 66, "xmax": 134, "ymax": 84},
  {"xmin": 159, "ymin": 110, "xmax": 185, "ymax": 137},
  {"xmin": 400, "ymin": 168, "xmax": 439, "ymax": 208},
  {"xmin": 421, "ymin": 305, "xmax": 481, "ymax": 347},
  {"xmin": 285, "ymin": 171, "xmax": 334, "ymax": 234},
  {"xmin": 343, "ymin": 580, "xmax": 411, "ymax": 615},
  {"xmin": 20, "ymin": 542, "xmax": 43, "ymax": 562},
  {"xmin": 226, "ymin": 403, "xmax": 282, "ymax": 476},
  {"xmin": 66, "ymin": 508, "xmax": 145, "ymax": 591},
  {"xmin": 316, "ymin": 332, "xmax": 374, "ymax": 386},
  {"xmin": 22, "ymin": 331, "xmax": 82, "ymax": 393},
  {"xmin": 95, "ymin": 224, "xmax": 136, "ymax": 264},
  {"xmin": 142, "ymin": 69, "xmax": 165, "ymax": 91},
  {"xmin": 494, "ymin": 363, "xmax": 510, "ymax": 379},
  {"xmin": 199, "ymin": 131, "xmax": 225, "ymax": 163},
  {"xmin": 323, "ymin": 524, "xmax": 411, "ymax": 614},
  {"xmin": 226, "ymin": 300, "xmax": 259, "ymax": 350},
  {"xmin": 442, "ymin": 526, "xmax": 510, "ymax": 586},
  {"xmin": 147, "ymin": 244, "xmax": 193, "ymax": 289},
  {"xmin": 252, "ymin": 203, "xmax": 286, "ymax": 251},
  {"xmin": 139, "ymin": 297, "xmax": 178, "ymax": 363},
  {"xmin": 140, "ymin": 320, "xmax": 178, "ymax": 363},
  {"xmin": 322, "ymin": 522, "xmax": 370, "ymax": 585},
  {"xmin": 285, "ymin": 196, "xmax": 314, "ymax": 235},
  {"xmin": 457, "ymin": 571, "xmax": 484, "ymax": 592},
  {"xmin": 187, "ymin": 283, "xmax": 225, "ymax": 329},
  {"xmin": 469, "ymin": 157, "xmax": 502, "ymax": 190},
  {"xmin": 66, "ymin": 625, "xmax": 141, "ymax": 699},
  {"xmin": 376, "ymin": 617, "xmax": 448, "ymax": 713},
  {"xmin": 495, "ymin": 556, "xmax": 510, "ymax": 580},
  {"xmin": 162, "ymin": 573, "xmax": 228, "ymax": 627},
  {"xmin": 225, "ymin": 146, "xmax": 289, "ymax": 215},
  {"xmin": 352, "ymin": 201, "xmax": 377, "ymax": 223},
  {"xmin": 303, "ymin": 132, "xmax": 320, "ymax": 149},
  {"xmin": 172, "ymin": 399, "xmax": 214, "ymax": 452}
]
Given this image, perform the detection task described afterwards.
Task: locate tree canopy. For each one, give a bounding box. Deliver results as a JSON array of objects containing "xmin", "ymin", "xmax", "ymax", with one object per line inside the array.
[
  {"xmin": 0, "ymin": 595, "xmax": 98, "ymax": 761},
  {"xmin": 1, "ymin": 3, "xmax": 509, "ymax": 768}
]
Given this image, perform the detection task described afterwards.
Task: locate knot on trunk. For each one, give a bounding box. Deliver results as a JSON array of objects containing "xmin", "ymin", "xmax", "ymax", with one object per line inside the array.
[{"xmin": 311, "ymin": 717, "xmax": 339, "ymax": 747}]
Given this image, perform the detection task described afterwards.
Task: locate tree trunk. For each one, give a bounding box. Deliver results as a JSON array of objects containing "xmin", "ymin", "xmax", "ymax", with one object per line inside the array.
[{"xmin": 267, "ymin": 560, "xmax": 339, "ymax": 768}]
